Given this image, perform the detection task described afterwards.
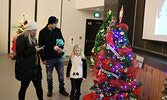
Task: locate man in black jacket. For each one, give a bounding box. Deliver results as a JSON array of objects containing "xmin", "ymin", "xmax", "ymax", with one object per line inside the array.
[{"xmin": 38, "ymin": 16, "xmax": 69, "ymax": 97}]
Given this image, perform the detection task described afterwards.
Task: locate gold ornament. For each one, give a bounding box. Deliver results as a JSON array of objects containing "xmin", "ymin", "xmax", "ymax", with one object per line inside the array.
[
  {"xmin": 120, "ymin": 32, "xmax": 124, "ymax": 35},
  {"xmin": 101, "ymin": 29, "xmax": 104, "ymax": 32},
  {"xmin": 122, "ymin": 45, "xmax": 126, "ymax": 48}
]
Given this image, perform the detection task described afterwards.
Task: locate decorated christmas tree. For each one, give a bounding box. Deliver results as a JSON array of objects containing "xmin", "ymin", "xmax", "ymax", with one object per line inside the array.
[
  {"xmin": 9, "ymin": 15, "xmax": 28, "ymax": 59},
  {"xmin": 161, "ymin": 78, "xmax": 167, "ymax": 100},
  {"xmin": 89, "ymin": 9, "xmax": 141, "ymax": 100}
]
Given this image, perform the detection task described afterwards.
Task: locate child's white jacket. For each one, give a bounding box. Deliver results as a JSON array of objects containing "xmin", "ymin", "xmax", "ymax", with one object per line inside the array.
[{"xmin": 66, "ymin": 56, "xmax": 87, "ymax": 79}]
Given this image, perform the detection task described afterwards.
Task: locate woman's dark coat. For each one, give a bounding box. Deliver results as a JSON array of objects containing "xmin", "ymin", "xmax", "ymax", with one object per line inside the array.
[{"xmin": 15, "ymin": 35, "xmax": 42, "ymax": 81}]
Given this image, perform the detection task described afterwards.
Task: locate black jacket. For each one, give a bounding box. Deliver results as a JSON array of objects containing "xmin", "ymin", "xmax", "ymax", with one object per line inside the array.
[
  {"xmin": 38, "ymin": 25, "xmax": 65, "ymax": 61},
  {"xmin": 66, "ymin": 58, "xmax": 87, "ymax": 79},
  {"xmin": 15, "ymin": 35, "xmax": 42, "ymax": 81}
]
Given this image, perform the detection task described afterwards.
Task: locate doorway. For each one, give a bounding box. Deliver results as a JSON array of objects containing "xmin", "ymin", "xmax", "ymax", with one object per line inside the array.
[{"xmin": 84, "ymin": 19, "xmax": 103, "ymax": 56}]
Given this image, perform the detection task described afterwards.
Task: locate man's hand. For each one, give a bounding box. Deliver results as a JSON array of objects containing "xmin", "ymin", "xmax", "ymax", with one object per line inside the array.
[
  {"xmin": 54, "ymin": 46, "xmax": 59, "ymax": 51},
  {"xmin": 57, "ymin": 48, "xmax": 63, "ymax": 54},
  {"xmin": 54, "ymin": 46, "xmax": 64, "ymax": 55},
  {"xmin": 42, "ymin": 60, "xmax": 47, "ymax": 65}
]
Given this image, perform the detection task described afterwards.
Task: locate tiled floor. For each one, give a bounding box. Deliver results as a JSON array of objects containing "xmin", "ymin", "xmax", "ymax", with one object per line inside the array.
[
  {"xmin": 0, "ymin": 55, "xmax": 142, "ymax": 100},
  {"xmin": 0, "ymin": 55, "xmax": 94, "ymax": 100}
]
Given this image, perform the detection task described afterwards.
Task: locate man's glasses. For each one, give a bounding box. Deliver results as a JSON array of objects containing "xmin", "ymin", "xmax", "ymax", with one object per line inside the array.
[{"xmin": 54, "ymin": 19, "xmax": 58, "ymax": 24}]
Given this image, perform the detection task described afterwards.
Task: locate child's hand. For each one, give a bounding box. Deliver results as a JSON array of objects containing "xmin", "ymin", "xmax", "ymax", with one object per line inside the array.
[
  {"xmin": 82, "ymin": 78, "xmax": 86, "ymax": 82},
  {"xmin": 67, "ymin": 77, "xmax": 70, "ymax": 80}
]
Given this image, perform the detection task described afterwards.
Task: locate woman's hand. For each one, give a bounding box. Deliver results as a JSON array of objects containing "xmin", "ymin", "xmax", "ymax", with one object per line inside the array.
[
  {"xmin": 67, "ymin": 77, "xmax": 70, "ymax": 80},
  {"xmin": 35, "ymin": 46, "xmax": 44, "ymax": 52}
]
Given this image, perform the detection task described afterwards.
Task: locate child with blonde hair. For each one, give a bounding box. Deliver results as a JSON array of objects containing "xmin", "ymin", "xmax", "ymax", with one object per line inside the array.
[{"xmin": 66, "ymin": 44, "xmax": 87, "ymax": 100}]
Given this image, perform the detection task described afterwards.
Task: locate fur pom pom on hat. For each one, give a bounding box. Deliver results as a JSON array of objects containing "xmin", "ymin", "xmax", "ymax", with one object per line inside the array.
[{"xmin": 24, "ymin": 21, "xmax": 38, "ymax": 30}]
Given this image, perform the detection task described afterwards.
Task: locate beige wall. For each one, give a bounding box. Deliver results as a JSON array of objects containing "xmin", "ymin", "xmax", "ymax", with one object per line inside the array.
[
  {"xmin": 0, "ymin": 0, "xmax": 103, "ymax": 55},
  {"xmin": 0, "ymin": 0, "xmax": 8, "ymax": 53},
  {"xmin": 10, "ymin": 0, "xmax": 35, "ymax": 53},
  {"xmin": 62, "ymin": 0, "xmax": 103, "ymax": 56},
  {"xmin": 37, "ymin": 0, "xmax": 61, "ymax": 37},
  {"xmin": 76, "ymin": 0, "xmax": 104, "ymax": 9}
]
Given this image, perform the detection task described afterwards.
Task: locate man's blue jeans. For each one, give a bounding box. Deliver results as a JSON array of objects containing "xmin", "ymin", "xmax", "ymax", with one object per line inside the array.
[{"xmin": 46, "ymin": 57, "xmax": 64, "ymax": 91}]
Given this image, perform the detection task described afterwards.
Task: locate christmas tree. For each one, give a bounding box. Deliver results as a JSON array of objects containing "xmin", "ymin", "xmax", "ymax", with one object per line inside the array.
[
  {"xmin": 9, "ymin": 15, "xmax": 28, "ymax": 59},
  {"xmin": 161, "ymin": 78, "xmax": 167, "ymax": 100},
  {"xmin": 89, "ymin": 10, "xmax": 141, "ymax": 100}
]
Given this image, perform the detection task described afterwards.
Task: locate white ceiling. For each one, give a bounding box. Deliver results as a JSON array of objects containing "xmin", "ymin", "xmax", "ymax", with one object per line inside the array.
[{"xmin": 77, "ymin": 6, "xmax": 104, "ymax": 12}]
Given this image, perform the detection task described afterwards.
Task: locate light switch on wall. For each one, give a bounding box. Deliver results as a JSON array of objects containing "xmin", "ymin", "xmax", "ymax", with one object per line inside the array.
[{"xmin": 69, "ymin": 36, "xmax": 75, "ymax": 45}]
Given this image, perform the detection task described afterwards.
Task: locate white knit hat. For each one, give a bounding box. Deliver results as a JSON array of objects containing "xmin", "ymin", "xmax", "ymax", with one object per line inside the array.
[{"xmin": 24, "ymin": 21, "xmax": 38, "ymax": 30}]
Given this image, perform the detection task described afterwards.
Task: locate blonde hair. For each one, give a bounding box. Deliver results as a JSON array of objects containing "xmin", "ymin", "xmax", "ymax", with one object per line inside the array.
[
  {"xmin": 22, "ymin": 30, "xmax": 36, "ymax": 45},
  {"xmin": 71, "ymin": 44, "xmax": 86, "ymax": 59}
]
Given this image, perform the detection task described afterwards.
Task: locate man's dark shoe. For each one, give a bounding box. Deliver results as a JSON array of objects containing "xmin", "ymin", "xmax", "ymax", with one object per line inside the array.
[
  {"xmin": 59, "ymin": 88, "xmax": 69, "ymax": 96},
  {"xmin": 47, "ymin": 91, "xmax": 52, "ymax": 97}
]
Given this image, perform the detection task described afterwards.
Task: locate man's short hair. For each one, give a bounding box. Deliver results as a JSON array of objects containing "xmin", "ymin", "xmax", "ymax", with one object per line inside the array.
[{"xmin": 48, "ymin": 16, "xmax": 58, "ymax": 24}]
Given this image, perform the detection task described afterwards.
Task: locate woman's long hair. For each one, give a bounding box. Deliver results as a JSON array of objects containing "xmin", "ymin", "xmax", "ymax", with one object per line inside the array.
[
  {"xmin": 71, "ymin": 44, "xmax": 86, "ymax": 59},
  {"xmin": 22, "ymin": 30, "xmax": 36, "ymax": 45}
]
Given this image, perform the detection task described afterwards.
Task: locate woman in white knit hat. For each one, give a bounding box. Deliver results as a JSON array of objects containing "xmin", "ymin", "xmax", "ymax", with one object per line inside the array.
[{"xmin": 15, "ymin": 21, "xmax": 44, "ymax": 100}]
